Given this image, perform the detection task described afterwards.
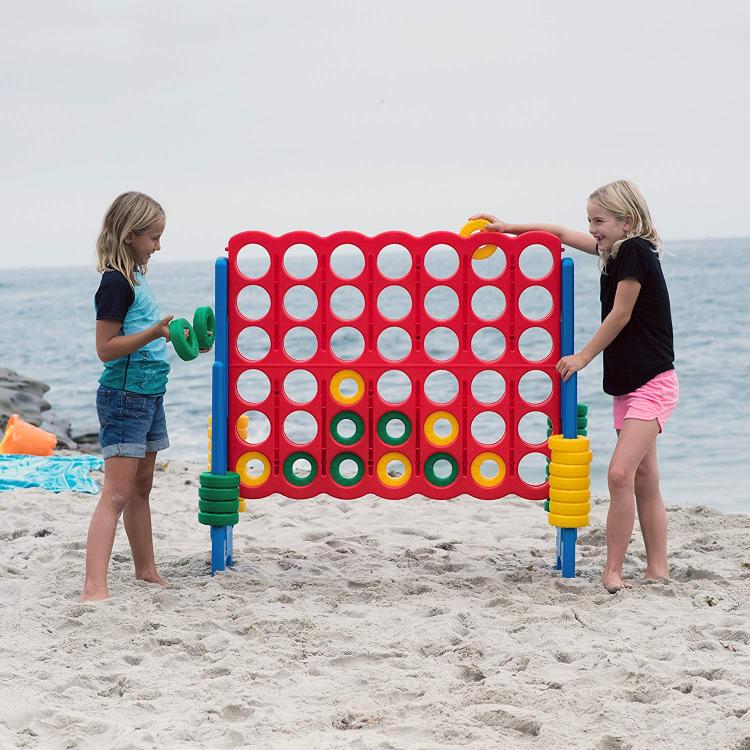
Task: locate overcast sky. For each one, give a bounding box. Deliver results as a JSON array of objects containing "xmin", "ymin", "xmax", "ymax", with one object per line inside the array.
[{"xmin": 1, "ymin": 1, "xmax": 747, "ymax": 269}]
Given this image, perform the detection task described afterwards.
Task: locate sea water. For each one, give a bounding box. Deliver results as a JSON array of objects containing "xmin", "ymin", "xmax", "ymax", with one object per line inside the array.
[{"xmin": 2, "ymin": 237, "xmax": 747, "ymax": 513}]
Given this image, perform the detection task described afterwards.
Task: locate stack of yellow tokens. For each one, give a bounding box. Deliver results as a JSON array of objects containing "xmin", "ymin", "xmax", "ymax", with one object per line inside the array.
[{"xmin": 547, "ymin": 435, "xmax": 591, "ymax": 528}]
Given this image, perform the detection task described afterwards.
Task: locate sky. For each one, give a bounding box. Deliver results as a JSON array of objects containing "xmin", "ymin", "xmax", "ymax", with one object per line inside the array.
[{"xmin": 1, "ymin": 1, "xmax": 747, "ymax": 269}]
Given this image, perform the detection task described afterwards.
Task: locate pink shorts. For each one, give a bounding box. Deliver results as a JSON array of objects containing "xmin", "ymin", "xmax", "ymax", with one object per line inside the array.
[{"xmin": 613, "ymin": 369, "xmax": 679, "ymax": 432}]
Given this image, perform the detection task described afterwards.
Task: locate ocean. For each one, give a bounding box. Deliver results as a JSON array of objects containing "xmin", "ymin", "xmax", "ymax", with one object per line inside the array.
[{"xmin": 2, "ymin": 237, "xmax": 748, "ymax": 513}]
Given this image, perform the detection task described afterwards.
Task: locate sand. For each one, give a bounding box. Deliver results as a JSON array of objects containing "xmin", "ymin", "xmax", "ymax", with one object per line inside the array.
[{"xmin": 1, "ymin": 459, "xmax": 749, "ymax": 750}]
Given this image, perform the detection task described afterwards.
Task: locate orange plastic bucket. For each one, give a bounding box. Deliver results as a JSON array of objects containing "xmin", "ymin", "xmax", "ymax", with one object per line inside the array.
[{"xmin": 0, "ymin": 414, "xmax": 57, "ymax": 455}]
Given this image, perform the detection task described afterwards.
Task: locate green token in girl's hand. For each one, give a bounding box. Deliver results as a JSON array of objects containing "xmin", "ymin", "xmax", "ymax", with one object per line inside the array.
[{"xmin": 169, "ymin": 318, "xmax": 199, "ymax": 361}]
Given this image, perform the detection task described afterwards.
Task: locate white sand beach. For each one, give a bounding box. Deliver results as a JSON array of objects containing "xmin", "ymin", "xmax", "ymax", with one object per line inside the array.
[{"xmin": 1, "ymin": 460, "xmax": 749, "ymax": 750}]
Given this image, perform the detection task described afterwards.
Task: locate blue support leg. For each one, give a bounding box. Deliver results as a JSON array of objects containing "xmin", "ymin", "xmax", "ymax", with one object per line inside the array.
[
  {"xmin": 211, "ymin": 526, "xmax": 230, "ymax": 573},
  {"xmin": 560, "ymin": 528, "xmax": 577, "ymax": 578},
  {"xmin": 555, "ymin": 527, "xmax": 562, "ymax": 570}
]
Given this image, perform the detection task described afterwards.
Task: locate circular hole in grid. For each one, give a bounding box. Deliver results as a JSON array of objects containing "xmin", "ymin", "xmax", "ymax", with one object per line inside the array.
[
  {"xmin": 471, "ymin": 412, "xmax": 506, "ymax": 446},
  {"xmin": 377, "ymin": 327, "xmax": 412, "ymax": 361},
  {"xmin": 236, "ymin": 243, "xmax": 270, "ymax": 280},
  {"xmin": 518, "ymin": 370, "xmax": 553, "ymax": 405},
  {"xmin": 424, "ymin": 244, "xmax": 459, "ymax": 279},
  {"xmin": 237, "ymin": 369, "xmax": 271, "ymax": 404},
  {"xmin": 519, "ymin": 285, "xmax": 553, "ymax": 321},
  {"xmin": 424, "ymin": 327, "xmax": 459, "ymax": 361},
  {"xmin": 239, "ymin": 410, "xmax": 271, "ymax": 444},
  {"xmin": 237, "ymin": 326, "xmax": 271, "ymax": 361},
  {"xmin": 423, "ymin": 370, "xmax": 459, "ymax": 404},
  {"xmin": 471, "ymin": 247, "xmax": 506, "ymax": 280},
  {"xmin": 377, "ymin": 244, "xmax": 411, "ymax": 279},
  {"xmin": 384, "ymin": 418, "xmax": 406, "ymax": 440},
  {"xmin": 283, "ymin": 326, "xmax": 318, "ymax": 361},
  {"xmin": 518, "ymin": 410, "xmax": 549, "ymax": 446},
  {"xmin": 331, "ymin": 326, "xmax": 365, "ymax": 361},
  {"xmin": 519, "ymin": 327, "xmax": 553, "ymax": 362},
  {"xmin": 283, "ymin": 285, "xmax": 318, "ymax": 321},
  {"xmin": 377, "ymin": 285, "xmax": 412, "ymax": 321},
  {"xmin": 283, "ymin": 243, "xmax": 317, "ymax": 279},
  {"xmin": 377, "ymin": 370, "xmax": 412, "ymax": 404},
  {"xmin": 334, "ymin": 375, "xmax": 364, "ymax": 403},
  {"xmin": 338, "ymin": 458, "xmax": 361, "ymax": 480},
  {"xmin": 519, "ymin": 244, "xmax": 553, "ymax": 280},
  {"xmin": 471, "ymin": 286, "xmax": 506, "ymax": 321},
  {"xmin": 331, "ymin": 244, "xmax": 365, "ymax": 279},
  {"xmin": 336, "ymin": 416, "xmax": 359, "ymax": 440},
  {"xmin": 237, "ymin": 285, "xmax": 271, "ymax": 320},
  {"xmin": 284, "ymin": 410, "xmax": 318, "ymax": 445},
  {"xmin": 518, "ymin": 452, "xmax": 548, "ymax": 486},
  {"xmin": 471, "ymin": 370, "xmax": 506, "ymax": 404},
  {"xmin": 433, "ymin": 417, "xmax": 455, "ymax": 439},
  {"xmin": 479, "ymin": 457, "xmax": 502, "ymax": 481},
  {"xmin": 241, "ymin": 455, "xmax": 268, "ymax": 481},
  {"xmin": 283, "ymin": 369, "xmax": 318, "ymax": 404},
  {"xmin": 290, "ymin": 455, "xmax": 314, "ymax": 480},
  {"xmin": 424, "ymin": 285, "xmax": 459, "ymax": 320},
  {"xmin": 330, "ymin": 285, "xmax": 365, "ymax": 320},
  {"xmin": 471, "ymin": 327, "xmax": 505, "ymax": 362},
  {"xmin": 386, "ymin": 457, "xmax": 407, "ymax": 479},
  {"xmin": 432, "ymin": 458, "xmax": 454, "ymax": 480}
]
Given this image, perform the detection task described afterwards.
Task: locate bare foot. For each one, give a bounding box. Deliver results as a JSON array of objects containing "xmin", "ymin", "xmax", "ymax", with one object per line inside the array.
[
  {"xmin": 602, "ymin": 573, "xmax": 633, "ymax": 593},
  {"xmin": 136, "ymin": 571, "xmax": 168, "ymax": 587},
  {"xmin": 643, "ymin": 571, "xmax": 670, "ymax": 582},
  {"xmin": 79, "ymin": 588, "xmax": 110, "ymax": 602}
]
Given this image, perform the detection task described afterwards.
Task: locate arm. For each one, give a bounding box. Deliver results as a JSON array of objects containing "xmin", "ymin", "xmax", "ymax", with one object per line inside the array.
[
  {"xmin": 96, "ymin": 316, "xmax": 173, "ymax": 363},
  {"xmin": 469, "ymin": 213, "xmax": 598, "ymax": 255},
  {"xmin": 556, "ymin": 279, "xmax": 641, "ymax": 381}
]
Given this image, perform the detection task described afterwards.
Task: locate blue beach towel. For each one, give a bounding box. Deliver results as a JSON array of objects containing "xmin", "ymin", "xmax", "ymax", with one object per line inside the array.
[{"xmin": 0, "ymin": 454, "xmax": 104, "ymax": 494}]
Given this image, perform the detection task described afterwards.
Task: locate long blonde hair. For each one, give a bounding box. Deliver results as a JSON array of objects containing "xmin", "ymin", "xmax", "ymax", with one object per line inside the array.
[
  {"xmin": 96, "ymin": 192, "xmax": 165, "ymax": 286},
  {"xmin": 589, "ymin": 180, "xmax": 662, "ymax": 271}
]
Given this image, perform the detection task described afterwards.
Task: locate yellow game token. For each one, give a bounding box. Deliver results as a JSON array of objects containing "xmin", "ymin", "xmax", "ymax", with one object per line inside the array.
[
  {"xmin": 424, "ymin": 411, "xmax": 459, "ymax": 447},
  {"xmin": 471, "ymin": 452, "xmax": 506, "ymax": 488},
  {"xmin": 235, "ymin": 451, "xmax": 271, "ymax": 487},
  {"xmin": 330, "ymin": 369, "xmax": 365, "ymax": 405},
  {"xmin": 376, "ymin": 452, "xmax": 412, "ymax": 488},
  {"xmin": 548, "ymin": 434, "xmax": 590, "ymax": 453},
  {"xmin": 460, "ymin": 219, "xmax": 498, "ymax": 260}
]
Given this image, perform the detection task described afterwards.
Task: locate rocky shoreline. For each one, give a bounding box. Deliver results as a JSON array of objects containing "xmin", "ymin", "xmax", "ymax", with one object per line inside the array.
[{"xmin": 0, "ymin": 368, "xmax": 98, "ymax": 451}]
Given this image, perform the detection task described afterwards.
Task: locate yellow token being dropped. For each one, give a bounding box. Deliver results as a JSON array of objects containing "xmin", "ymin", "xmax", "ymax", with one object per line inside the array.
[{"xmin": 460, "ymin": 218, "xmax": 497, "ymax": 260}]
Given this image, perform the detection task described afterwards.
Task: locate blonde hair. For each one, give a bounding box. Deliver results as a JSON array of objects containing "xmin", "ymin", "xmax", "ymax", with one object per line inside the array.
[
  {"xmin": 588, "ymin": 180, "xmax": 662, "ymax": 271},
  {"xmin": 96, "ymin": 191, "xmax": 165, "ymax": 286}
]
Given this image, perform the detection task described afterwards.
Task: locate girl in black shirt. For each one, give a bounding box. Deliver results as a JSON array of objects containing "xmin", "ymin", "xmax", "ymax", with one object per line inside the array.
[{"xmin": 471, "ymin": 180, "xmax": 677, "ymax": 593}]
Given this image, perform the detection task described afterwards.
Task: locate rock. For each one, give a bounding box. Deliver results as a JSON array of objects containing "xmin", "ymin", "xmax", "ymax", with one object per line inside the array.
[
  {"xmin": 0, "ymin": 368, "xmax": 98, "ymax": 452},
  {"xmin": 0, "ymin": 368, "xmax": 51, "ymax": 428}
]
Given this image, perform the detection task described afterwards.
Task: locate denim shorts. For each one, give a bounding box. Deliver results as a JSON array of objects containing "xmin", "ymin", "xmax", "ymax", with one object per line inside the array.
[{"xmin": 96, "ymin": 386, "xmax": 170, "ymax": 459}]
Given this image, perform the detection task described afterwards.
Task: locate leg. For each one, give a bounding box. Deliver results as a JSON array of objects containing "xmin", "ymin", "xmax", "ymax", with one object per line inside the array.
[
  {"xmin": 634, "ymin": 442, "xmax": 669, "ymax": 579},
  {"xmin": 80, "ymin": 456, "xmax": 139, "ymax": 601},
  {"xmin": 603, "ymin": 418, "xmax": 660, "ymax": 592},
  {"xmin": 123, "ymin": 452, "xmax": 166, "ymax": 585}
]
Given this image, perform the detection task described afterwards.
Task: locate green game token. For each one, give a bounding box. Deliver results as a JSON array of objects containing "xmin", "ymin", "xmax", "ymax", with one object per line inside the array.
[
  {"xmin": 424, "ymin": 453, "xmax": 458, "ymax": 487},
  {"xmin": 330, "ymin": 411, "xmax": 365, "ymax": 446},
  {"xmin": 199, "ymin": 499, "xmax": 240, "ymax": 513},
  {"xmin": 577, "ymin": 403, "xmax": 588, "ymax": 416},
  {"xmin": 283, "ymin": 452, "xmax": 318, "ymax": 486},
  {"xmin": 199, "ymin": 471, "xmax": 240, "ymax": 489},
  {"xmin": 377, "ymin": 411, "xmax": 412, "ymax": 446},
  {"xmin": 330, "ymin": 452, "xmax": 364, "ymax": 486},
  {"xmin": 169, "ymin": 318, "xmax": 199, "ymax": 361},
  {"xmin": 198, "ymin": 512, "xmax": 240, "ymax": 526},
  {"xmin": 193, "ymin": 306, "xmax": 215, "ymax": 350},
  {"xmin": 199, "ymin": 487, "xmax": 240, "ymax": 501}
]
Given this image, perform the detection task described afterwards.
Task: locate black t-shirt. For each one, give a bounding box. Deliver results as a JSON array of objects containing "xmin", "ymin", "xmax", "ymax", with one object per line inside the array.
[
  {"xmin": 95, "ymin": 270, "xmax": 135, "ymax": 322},
  {"xmin": 600, "ymin": 237, "xmax": 674, "ymax": 396}
]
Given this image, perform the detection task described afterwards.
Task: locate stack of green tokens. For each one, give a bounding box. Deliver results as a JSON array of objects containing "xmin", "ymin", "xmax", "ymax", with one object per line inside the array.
[
  {"xmin": 544, "ymin": 404, "xmax": 588, "ymax": 512},
  {"xmin": 198, "ymin": 471, "xmax": 241, "ymax": 526}
]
